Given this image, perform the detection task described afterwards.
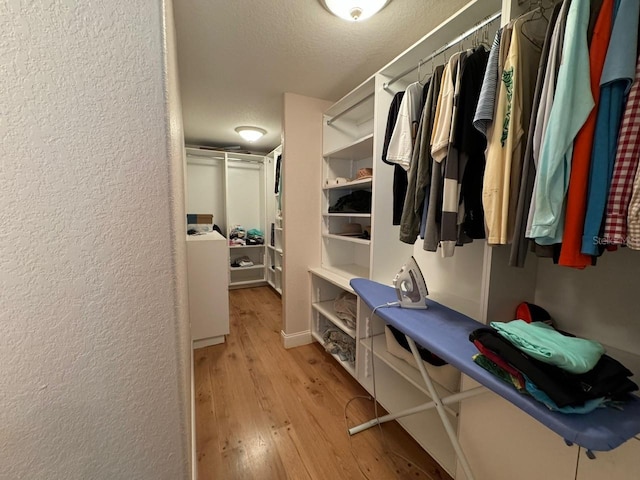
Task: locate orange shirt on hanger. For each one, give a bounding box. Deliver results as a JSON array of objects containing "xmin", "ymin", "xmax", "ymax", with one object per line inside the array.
[{"xmin": 558, "ymin": 0, "xmax": 615, "ymax": 268}]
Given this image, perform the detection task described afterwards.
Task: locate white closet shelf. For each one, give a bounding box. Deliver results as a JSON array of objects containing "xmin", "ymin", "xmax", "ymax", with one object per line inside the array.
[
  {"xmin": 323, "ymin": 178, "xmax": 372, "ymax": 190},
  {"xmin": 317, "ymin": 264, "xmax": 369, "ymax": 284},
  {"xmin": 229, "ymin": 244, "xmax": 265, "ymax": 249},
  {"xmin": 324, "ymin": 77, "xmax": 375, "ymax": 120},
  {"xmin": 309, "ymin": 267, "xmax": 356, "ymax": 292},
  {"xmin": 360, "ymin": 334, "xmax": 460, "ymax": 417},
  {"xmin": 323, "ymin": 233, "xmax": 371, "ymax": 245},
  {"xmin": 311, "ymin": 330, "xmax": 357, "ymax": 378},
  {"xmin": 323, "ymin": 133, "xmax": 374, "ymax": 160},
  {"xmin": 274, "ymin": 227, "xmax": 283, "ymax": 231},
  {"xmin": 230, "ymin": 264, "xmax": 265, "ymax": 271},
  {"xmin": 312, "ymin": 300, "xmax": 356, "ymax": 339},
  {"xmin": 323, "ymin": 212, "xmax": 371, "ymax": 218}
]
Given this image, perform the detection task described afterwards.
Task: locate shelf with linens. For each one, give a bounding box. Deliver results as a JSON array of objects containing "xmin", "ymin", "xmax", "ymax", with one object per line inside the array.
[{"xmin": 310, "ymin": 271, "xmax": 358, "ymax": 378}]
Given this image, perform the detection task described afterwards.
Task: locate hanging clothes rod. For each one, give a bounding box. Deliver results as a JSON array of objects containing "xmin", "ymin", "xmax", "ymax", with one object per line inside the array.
[
  {"xmin": 326, "ymin": 92, "xmax": 375, "ymax": 126},
  {"xmin": 383, "ymin": 11, "xmax": 501, "ymax": 91},
  {"xmin": 187, "ymin": 153, "xmax": 225, "ymax": 161},
  {"xmin": 227, "ymin": 157, "xmax": 264, "ymax": 164}
]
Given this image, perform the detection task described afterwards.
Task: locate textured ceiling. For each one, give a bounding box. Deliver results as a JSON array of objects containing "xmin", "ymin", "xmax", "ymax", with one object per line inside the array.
[{"xmin": 173, "ymin": 0, "xmax": 469, "ymax": 153}]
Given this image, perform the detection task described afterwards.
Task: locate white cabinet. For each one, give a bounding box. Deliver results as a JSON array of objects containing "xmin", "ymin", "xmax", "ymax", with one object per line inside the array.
[
  {"xmin": 186, "ymin": 231, "xmax": 230, "ymax": 348},
  {"xmin": 576, "ymin": 438, "xmax": 640, "ymax": 480}
]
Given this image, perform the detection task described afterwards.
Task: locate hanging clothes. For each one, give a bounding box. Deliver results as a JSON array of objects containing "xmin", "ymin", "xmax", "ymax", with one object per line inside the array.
[
  {"xmin": 381, "ymin": 91, "xmax": 405, "ymax": 225},
  {"xmin": 424, "ymin": 52, "xmax": 464, "ymax": 251},
  {"xmin": 483, "ymin": 11, "xmax": 545, "ymax": 245},
  {"xmin": 473, "ymin": 28, "xmax": 503, "ymax": 138},
  {"xmin": 626, "ymin": 146, "xmax": 640, "ymax": 249},
  {"xmin": 558, "ymin": 0, "xmax": 616, "ymax": 268},
  {"xmin": 458, "ymin": 47, "xmax": 490, "ymax": 240},
  {"xmin": 528, "ymin": 0, "xmax": 594, "ymax": 245},
  {"xmin": 603, "ymin": 53, "xmax": 640, "ymax": 245},
  {"xmin": 581, "ymin": 0, "xmax": 640, "ymax": 256},
  {"xmin": 509, "ymin": 1, "xmax": 563, "ymax": 267},
  {"xmin": 386, "ymin": 82, "xmax": 424, "ymax": 170},
  {"xmin": 399, "ymin": 66, "xmax": 445, "ymax": 244},
  {"xmin": 525, "ymin": 0, "xmax": 572, "ymax": 242},
  {"xmin": 441, "ymin": 50, "xmax": 471, "ymax": 257},
  {"xmin": 386, "ymin": 82, "xmax": 424, "ymax": 226}
]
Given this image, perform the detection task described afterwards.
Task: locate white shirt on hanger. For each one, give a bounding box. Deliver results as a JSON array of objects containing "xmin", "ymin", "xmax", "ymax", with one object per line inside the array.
[{"xmin": 386, "ymin": 81, "xmax": 423, "ymax": 171}]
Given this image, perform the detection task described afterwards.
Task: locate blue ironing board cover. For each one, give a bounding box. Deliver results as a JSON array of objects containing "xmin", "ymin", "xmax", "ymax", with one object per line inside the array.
[{"xmin": 351, "ymin": 278, "xmax": 640, "ymax": 452}]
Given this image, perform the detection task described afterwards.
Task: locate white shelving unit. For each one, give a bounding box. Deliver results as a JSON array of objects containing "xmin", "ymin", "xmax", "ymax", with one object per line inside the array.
[
  {"xmin": 185, "ymin": 147, "xmax": 268, "ymax": 290},
  {"xmin": 266, "ymin": 145, "xmax": 283, "ymax": 294},
  {"xmin": 302, "ymin": 1, "xmax": 640, "ymax": 478}
]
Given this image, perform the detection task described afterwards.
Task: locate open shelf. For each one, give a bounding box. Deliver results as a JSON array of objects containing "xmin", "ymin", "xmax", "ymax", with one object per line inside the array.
[
  {"xmin": 317, "ymin": 264, "xmax": 369, "ymax": 285},
  {"xmin": 323, "ymin": 178, "xmax": 372, "ymax": 190},
  {"xmin": 230, "ymin": 264, "xmax": 265, "ymax": 271},
  {"xmin": 323, "ymin": 212, "xmax": 371, "ymax": 218},
  {"xmin": 229, "ymin": 244, "xmax": 265, "ymax": 249},
  {"xmin": 322, "ymin": 233, "xmax": 371, "ymax": 245},
  {"xmin": 312, "ymin": 300, "xmax": 356, "ymax": 339},
  {"xmin": 323, "ymin": 133, "xmax": 374, "ymax": 160},
  {"xmin": 311, "ymin": 330, "xmax": 356, "ymax": 378}
]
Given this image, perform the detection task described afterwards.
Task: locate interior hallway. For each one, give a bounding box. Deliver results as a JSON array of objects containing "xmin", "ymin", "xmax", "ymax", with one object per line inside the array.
[{"xmin": 194, "ymin": 286, "xmax": 453, "ymax": 480}]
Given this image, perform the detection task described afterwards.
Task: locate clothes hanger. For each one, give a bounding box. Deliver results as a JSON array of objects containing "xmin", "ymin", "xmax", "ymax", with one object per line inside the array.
[{"xmin": 521, "ymin": 0, "xmax": 548, "ymax": 48}]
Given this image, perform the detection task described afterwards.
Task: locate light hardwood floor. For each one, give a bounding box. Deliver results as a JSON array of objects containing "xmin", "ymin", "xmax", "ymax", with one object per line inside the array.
[{"xmin": 194, "ymin": 286, "xmax": 453, "ymax": 480}]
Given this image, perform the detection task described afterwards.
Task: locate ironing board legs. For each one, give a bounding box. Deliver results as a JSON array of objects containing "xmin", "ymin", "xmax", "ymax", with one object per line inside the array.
[
  {"xmin": 347, "ymin": 331, "xmax": 485, "ymax": 480},
  {"xmin": 406, "ymin": 336, "xmax": 477, "ymax": 480},
  {"xmin": 347, "ymin": 386, "xmax": 485, "ymax": 436}
]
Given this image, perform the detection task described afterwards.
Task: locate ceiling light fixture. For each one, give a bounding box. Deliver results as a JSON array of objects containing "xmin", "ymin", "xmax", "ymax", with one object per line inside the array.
[
  {"xmin": 320, "ymin": 0, "xmax": 391, "ymax": 21},
  {"xmin": 234, "ymin": 126, "xmax": 267, "ymax": 142}
]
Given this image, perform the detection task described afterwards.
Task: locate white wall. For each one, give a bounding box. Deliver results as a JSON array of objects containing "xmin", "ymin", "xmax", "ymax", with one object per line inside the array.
[
  {"xmin": 0, "ymin": 1, "xmax": 191, "ymax": 478},
  {"xmin": 282, "ymin": 93, "xmax": 332, "ymax": 346}
]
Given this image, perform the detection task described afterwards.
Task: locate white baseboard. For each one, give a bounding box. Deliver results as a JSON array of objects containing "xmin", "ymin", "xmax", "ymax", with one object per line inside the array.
[
  {"xmin": 192, "ymin": 336, "xmax": 225, "ymax": 349},
  {"xmin": 280, "ymin": 329, "xmax": 313, "ymax": 349}
]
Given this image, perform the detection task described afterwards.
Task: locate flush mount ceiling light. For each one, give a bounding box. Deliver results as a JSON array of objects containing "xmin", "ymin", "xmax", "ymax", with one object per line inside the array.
[
  {"xmin": 320, "ymin": 0, "xmax": 391, "ymax": 21},
  {"xmin": 234, "ymin": 126, "xmax": 267, "ymax": 142}
]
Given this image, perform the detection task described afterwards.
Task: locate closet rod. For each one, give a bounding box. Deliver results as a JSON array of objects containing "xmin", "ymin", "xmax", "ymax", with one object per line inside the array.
[
  {"xmin": 187, "ymin": 153, "xmax": 225, "ymax": 161},
  {"xmin": 326, "ymin": 92, "xmax": 375, "ymax": 126},
  {"xmin": 383, "ymin": 11, "xmax": 501, "ymax": 91},
  {"xmin": 227, "ymin": 157, "xmax": 264, "ymax": 164}
]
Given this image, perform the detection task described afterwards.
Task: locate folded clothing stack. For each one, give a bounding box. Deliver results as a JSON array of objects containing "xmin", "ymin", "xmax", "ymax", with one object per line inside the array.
[
  {"xmin": 469, "ymin": 320, "xmax": 638, "ymax": 414},
  {"xmin": 229, "ymin": 225, "xmax": 246, "ymax": 246},
  {"xmin": 230, "ymin": 256, "xmax": 254, "ymax": 268},
  {"xmin": 246, "ymin": 228, "xmax": 264, "ymax": 245}
]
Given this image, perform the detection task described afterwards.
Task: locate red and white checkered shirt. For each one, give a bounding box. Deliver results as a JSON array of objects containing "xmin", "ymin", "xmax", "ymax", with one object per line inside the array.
[{"xmin": 604, "ymin": 54, "xmax": 640, "ymax": 246}]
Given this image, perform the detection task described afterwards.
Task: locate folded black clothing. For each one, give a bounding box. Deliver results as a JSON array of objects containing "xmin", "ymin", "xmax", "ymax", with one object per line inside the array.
[
  {"xmin": 469, "ymin": 328, "xmax": 638, "ymax": 408},
  {"xmin": 388, "ymin": 325, "xmax": 447, "ymax": 366},
  {"xmin": 328, "ymin": 190, "xmax": 372, "ymax": 213}
]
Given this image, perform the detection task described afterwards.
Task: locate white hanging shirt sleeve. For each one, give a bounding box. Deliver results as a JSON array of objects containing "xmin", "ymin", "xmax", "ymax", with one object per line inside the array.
[{"xmin": 386, "ymin": 82, "xmax": 423, "ymax": 171}]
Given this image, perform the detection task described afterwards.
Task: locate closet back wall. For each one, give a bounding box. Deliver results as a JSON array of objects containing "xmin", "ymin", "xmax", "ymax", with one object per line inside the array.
[
  {"xmin": 186, "ymin": 158, "xmax": 226, "ymax": 234},
  {"xmin": 534, "ymin": 249, "xmax": 640, "ymax": 377}
]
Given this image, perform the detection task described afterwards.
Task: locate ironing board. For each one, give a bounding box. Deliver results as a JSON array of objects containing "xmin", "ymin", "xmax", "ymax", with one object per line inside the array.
[{"xmin": 350, "ymin": 278, "xmax": 640, "ymax": 480}]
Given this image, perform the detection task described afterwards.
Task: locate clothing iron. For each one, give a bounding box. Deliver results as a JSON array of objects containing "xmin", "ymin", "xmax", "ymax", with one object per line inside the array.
[{"xmin": 393, "ymin": 256, "xmax": 428, "ymax": 309}]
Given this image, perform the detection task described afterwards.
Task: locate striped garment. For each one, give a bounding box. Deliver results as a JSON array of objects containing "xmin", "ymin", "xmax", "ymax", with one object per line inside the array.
[
  {"xmin": 472, "ymin": 28, "xmax": 502, "ymax": 138},
  {"xmin": 603, "ymin": 53, "xmax": 640, "ymax": 245},
  {"xmin": 440, "ymin": 50, "xmax": 468, "ymax": 257}
]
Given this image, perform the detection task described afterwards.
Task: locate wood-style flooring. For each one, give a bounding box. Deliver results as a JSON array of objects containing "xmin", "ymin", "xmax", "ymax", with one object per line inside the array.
[{"xmin": 194, "ymin": 286, "xmax": 453, "ymax": 480}]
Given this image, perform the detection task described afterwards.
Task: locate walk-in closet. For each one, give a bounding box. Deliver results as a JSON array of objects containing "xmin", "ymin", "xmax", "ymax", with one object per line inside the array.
[{"xmin": 181, "ymin": 1, "xmax": 640, "ymax": 479}]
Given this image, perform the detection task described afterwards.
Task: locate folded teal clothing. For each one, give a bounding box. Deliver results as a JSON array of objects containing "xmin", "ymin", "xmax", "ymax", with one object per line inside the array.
[
  {"xmin": 524, "ymin": 377, "xmax": 607, "ymax": 414},
  {"xmin": 490, "ymin": 320, "xmax": 605, "ymax": 374}
]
